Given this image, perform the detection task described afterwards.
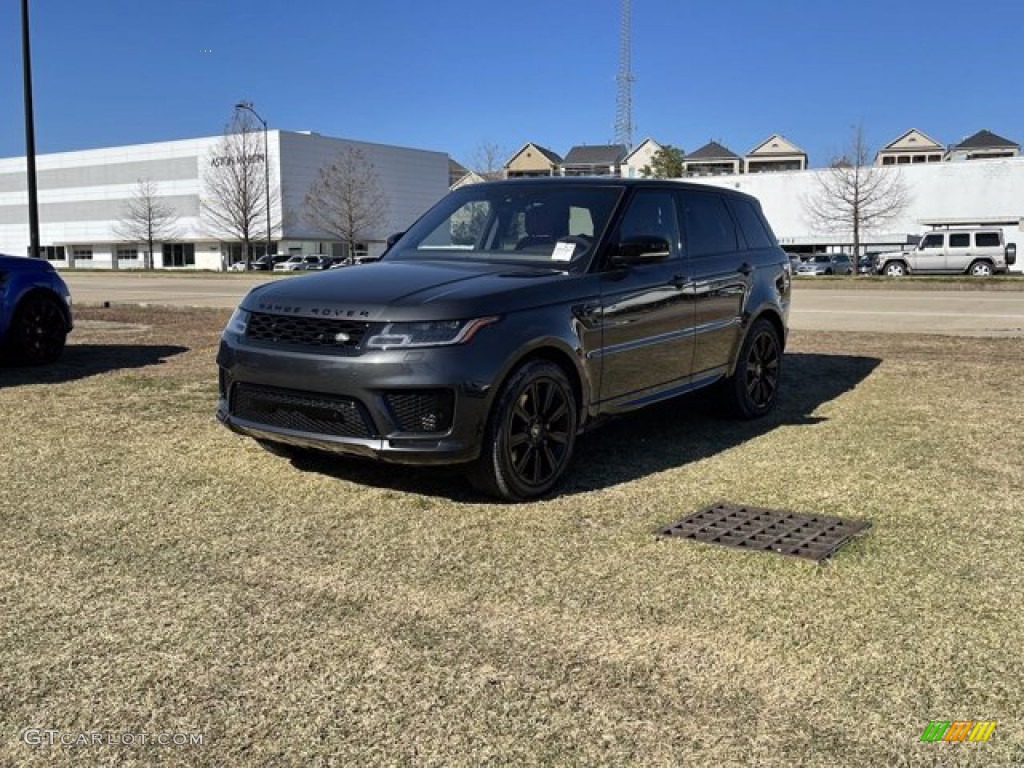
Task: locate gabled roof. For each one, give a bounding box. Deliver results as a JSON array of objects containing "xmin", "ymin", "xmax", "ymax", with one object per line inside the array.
[
  {"xmin": 686, "ymin": 141, "xmax": 738, "ymax": 161},
  {"xmin": 505, "ymin": 142, "xmax": 562, "ymax": 166},
  {"xmin": 563, "ymin": 144, "xmax": 628, "ymax": 165},
  {"xmin": 450, "ymin": 170, "xmax": 487, "ymax": 189},
  {"xmin": 623, "ymin": 137, "xmax": 664, "ymax": 163},
  {"xmin": 746, "ymin": 134, "xmax": 806, "ymax": 157},
  {"xmin": 953, "ymin": 129, "xmax": 1019, "ymax": 150},
  {"xmin": 879, "ymin": 128, "xmax": 944, "ymax": 152}
]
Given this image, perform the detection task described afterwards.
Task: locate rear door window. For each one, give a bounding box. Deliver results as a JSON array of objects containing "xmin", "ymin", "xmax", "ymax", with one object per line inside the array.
[
  {"xmin": 677, "ymin": 192, "xmax": 739, "ymax": 257},
  {"xmin": 949, "ymin": 234, "xmax": 970, "ymax": 248},
  {"xmin": 728, "ymin": 198, "xmax": 775, "ymax": 250}
]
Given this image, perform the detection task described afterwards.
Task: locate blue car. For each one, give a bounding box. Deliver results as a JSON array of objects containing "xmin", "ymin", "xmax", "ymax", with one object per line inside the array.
[{"xmin": 0, "ymin": 254, "xmax": 73, "ymax": 364}]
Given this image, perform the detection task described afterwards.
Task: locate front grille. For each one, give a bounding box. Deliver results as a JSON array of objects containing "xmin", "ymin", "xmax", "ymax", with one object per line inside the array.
[
  {"xmin": 384, "ymin": 390, "xmax": 454, "ymax": 434},
  {"xmin": 246, "ymin": 312, "xmax": 369, "ymax": 351},
  {"xmin": 231, "ymin": 383, "xmax": 376, "ymax": 439}
]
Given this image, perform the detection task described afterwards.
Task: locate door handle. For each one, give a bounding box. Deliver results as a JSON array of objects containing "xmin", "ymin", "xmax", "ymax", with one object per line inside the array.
[
  {"xmin": 670, "ymin": 273, "xmax": 687, "ymax": 288},
  {"xmin": 738, "ymin": 262, "xmax": 753, "ymax": 276}
]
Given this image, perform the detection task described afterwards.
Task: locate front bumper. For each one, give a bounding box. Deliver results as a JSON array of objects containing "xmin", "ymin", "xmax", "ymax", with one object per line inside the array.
[{"xmin": 216, "ymin": 334, "xmax": 500, "ymax": 465}]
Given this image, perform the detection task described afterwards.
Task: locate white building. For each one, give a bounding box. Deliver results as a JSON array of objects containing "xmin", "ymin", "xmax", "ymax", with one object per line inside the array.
[
  {"xmin": 0, "ymin": 131, "xmax": 449, "ymax": 270},
  {"xmin": 695, "ymin": 156, "xmax": 1024, "ymax": 269}
]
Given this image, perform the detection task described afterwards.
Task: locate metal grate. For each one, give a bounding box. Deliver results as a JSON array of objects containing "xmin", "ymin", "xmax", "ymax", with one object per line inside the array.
[
  {"xmin": 246, "ymin": 312, "xmax": 368, "ymax": 351},
  {"xmin": 231, "ymin": 383, "xmax": 375, "ymax": 439},
  {"xmin": 657, "ymin": 501, "xmax": 870, "ymax": 562},
  {"xmin": 384, "ymin": 390, "xmax": 454, "ymax": 434}
]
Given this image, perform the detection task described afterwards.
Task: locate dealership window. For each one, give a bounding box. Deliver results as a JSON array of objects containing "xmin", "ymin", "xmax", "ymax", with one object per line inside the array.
[
  {"xmin": 116, "ymin": 247, "xmax": 139, "ymax": 261},
  {"xmin": 72, "ymin": 247, "xmax": 93, "ymax": 261},
  {"xmin": 162, "ymin": 242, "xmax": 195, "ymax": 267},
  {"xmin": 30, "ymin": 245, "xmax": 66, "ymax": 260},
  {"xmin": 882, "ymin": 156, "xmax": 895, "ymax": 165}
]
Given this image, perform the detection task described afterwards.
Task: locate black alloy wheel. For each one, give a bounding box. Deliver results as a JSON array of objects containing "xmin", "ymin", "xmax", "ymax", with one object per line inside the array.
[
  {"xmin": 8, "ymin": 293, "xmax": 67, "ymax": 364},
  {"xmin": 724, "ymin": 318, "xmax": 781, "ymax": 419},
  {"xmin": 470, "ymin": 360, "xmax": 578, "ymax": 501}
]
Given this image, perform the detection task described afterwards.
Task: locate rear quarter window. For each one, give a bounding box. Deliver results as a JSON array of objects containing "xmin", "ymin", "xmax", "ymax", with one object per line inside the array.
[{"xmin": 975, "ymin": 232, "xmax": 1001, "ymax": 248}]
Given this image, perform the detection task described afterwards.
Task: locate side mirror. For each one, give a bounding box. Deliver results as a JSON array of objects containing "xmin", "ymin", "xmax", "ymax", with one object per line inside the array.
[
  {"xmin": 1006, "ymin": 242, "xmax": 1016, "ymax": 266},
  {"xmin": 610, "ymin": 236, "xmax": 671, "ymax": 266},
  {"xmin": 382, "ymin": 231, "xmax": 405, "ymax": 256}
]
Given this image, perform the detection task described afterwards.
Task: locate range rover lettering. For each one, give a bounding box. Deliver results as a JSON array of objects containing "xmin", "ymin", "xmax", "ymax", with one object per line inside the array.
[{"xmin": 217, "ymin": 179, "xmax": 791, "ymax": 500}]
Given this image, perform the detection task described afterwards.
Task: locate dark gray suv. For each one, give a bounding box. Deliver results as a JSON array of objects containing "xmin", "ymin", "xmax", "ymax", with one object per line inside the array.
[{"xmin": 217, "ymin": 179, "xmax": 790, "ymax": 500}]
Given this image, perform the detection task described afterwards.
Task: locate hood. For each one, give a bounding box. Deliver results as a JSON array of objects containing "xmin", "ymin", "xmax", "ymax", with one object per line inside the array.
[
  {"xmin": 0, "ymin": 254, "xmax": 56, "ymax": 272},
  {"xmin": 241, "ymin": 258, "xmax": 584, "ymax": 321}
]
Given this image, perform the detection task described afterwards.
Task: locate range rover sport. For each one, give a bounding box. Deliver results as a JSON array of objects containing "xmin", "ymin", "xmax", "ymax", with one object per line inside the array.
[{"xmin": 216, "ymin": 178, "xmax": 791, "ymax": 500}]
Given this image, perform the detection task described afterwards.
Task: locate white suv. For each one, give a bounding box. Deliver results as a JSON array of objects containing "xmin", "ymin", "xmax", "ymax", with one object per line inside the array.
[{"xmin": 877, "ymin": 229, "xmax": 1017, "ymax": 277}]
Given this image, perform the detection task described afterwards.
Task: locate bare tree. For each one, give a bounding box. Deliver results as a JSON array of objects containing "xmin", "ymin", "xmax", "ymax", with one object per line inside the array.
[
  {"xmin": 201, "ymin": 110, "xmax": 277, "ymax": 269},
  {"xmin": 302, "ymin": 146, "xmax": 389, "ymax": 261},
  {"xmin": 804, "ymin": 125, "xmax": 911, "ymax": 263},
  {"xmin": 470, "ymin": 141, "xmax": 509, "ymax": 180},
  {"xmin": 113, "ymin": 179, "xmax": 179, "ymax": 270}
]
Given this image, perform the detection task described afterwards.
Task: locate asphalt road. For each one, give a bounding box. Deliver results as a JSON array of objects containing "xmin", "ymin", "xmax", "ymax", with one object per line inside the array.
[{"xmin": 62, "ymin": 272, "xmax": 1024, "ymax": 338}]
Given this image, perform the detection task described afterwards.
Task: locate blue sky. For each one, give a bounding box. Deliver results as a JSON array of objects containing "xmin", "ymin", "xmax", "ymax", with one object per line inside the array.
[{"xmin": 1, "ymin": 0, "xmax": 1021, "ymax": 169}]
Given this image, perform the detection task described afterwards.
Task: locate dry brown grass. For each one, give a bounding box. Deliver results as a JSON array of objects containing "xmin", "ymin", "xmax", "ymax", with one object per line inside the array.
[{"xmin": 1, "ymin": 307, "xmax": 1021, "ymax": 767}]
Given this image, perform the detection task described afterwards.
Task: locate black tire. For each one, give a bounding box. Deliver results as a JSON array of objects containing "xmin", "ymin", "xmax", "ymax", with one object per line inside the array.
[
  {"xmin": 723, "ymin": 318, "xmax": 782, "ymax": 419},
  {"xmin": 469, "ymin": 360, "xmax": 578, "ymax": 501},
  {"xmin": 7, "ymin": 293, "xmax": 68, "ymax": 364},
  {"xmin": 968, "ymin": 260, "xmax": 993, "ymax": 277}
]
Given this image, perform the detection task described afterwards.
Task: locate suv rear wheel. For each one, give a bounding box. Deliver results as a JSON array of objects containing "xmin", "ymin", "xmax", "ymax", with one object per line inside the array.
[
  {"xmin": 469, "ymin": 360, "xmax": 577, "ymax": 501},
  {"xmin": 968, "ymin": 260, "xmax": 993, "ymax": 277},
  {"xmin": 723, "ymin": 318, "xmax": 782, "ymax": 419}
]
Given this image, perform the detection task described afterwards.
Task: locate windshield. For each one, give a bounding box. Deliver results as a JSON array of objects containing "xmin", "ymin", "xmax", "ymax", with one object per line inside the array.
[
  {"xmin": 387, "ymin": 183, "xmax": 624, "ymax": 267},
  {"xmin": 813, "ymin": 255, "xmax": 831, "ymax": 263}
]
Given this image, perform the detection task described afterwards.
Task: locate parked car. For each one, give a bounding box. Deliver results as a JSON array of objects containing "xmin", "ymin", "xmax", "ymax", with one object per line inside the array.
[
  {"xmin": 0, "ymin": 254, "xmax": 73, "ymax": 364},
  {"xmin": 796, "ymin": 253, "xmax": 853, "ymax": 276},
  {"xmin": 251, "ymin": 254, "xmax": 291, "ymax": 272},
  {"xmin": 228, "ymin": 261, "xmax": 249, "ymax": 272},
  {"xmin": 216, "ymin": 178, "xmax": 791, "ymax": 500},
  {"xmin": 876, "ymin": 228, "xmax": 1017, "ymax": 276},
  {"xmin": 857, "ymin": 254, "xmax": 880, "ymax": 275},
  {"xmin": 274, "ymin": 255, "xmax": 325, "ymax": 272},
  {"xmin": 786, "ymin": 252, "xmax": 805, "ymax": 273}
]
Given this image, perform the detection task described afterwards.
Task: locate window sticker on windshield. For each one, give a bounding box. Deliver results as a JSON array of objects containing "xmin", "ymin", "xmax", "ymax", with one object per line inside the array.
[{"xmin": 551, "ymin": 241, "xmax": 576, "ymax": 261}]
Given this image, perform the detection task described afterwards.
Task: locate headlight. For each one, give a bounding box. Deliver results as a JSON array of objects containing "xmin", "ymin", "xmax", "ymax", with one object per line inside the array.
[
  {"xmin": 225, "ymin": 307, "xmax": 250, "ymax": 336},
  {"xmin": 365, "ymin": 317, "xmax": 498, "ymax": 350}
]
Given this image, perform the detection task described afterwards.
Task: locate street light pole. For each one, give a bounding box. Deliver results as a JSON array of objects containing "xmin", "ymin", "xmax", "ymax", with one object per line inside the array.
[
  {"xmin": 21, "ymin": 0, "xmax": 41, "ymax": 259},
  {"xmin": 234, "ymin": 101, "xmax": 272, "ymax": 268}
]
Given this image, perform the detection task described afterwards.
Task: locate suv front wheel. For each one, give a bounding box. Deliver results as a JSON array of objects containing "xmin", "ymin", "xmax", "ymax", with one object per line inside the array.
[
  {"xmin": 469, "ymin": 360, "xmax": 578, "ymax": 501},
  {"xmin": 7, "ymin": 293, "xmax": 68, "ymax": 364},
  {"xmin": 883, "ymin": 261, "xmax": 907, "ymax": 277}
]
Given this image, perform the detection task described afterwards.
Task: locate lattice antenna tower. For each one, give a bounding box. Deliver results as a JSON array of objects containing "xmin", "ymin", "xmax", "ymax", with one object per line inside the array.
[{"xmin": 614, "ymin": 0, "xmax": 635, "ymax": 150}]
